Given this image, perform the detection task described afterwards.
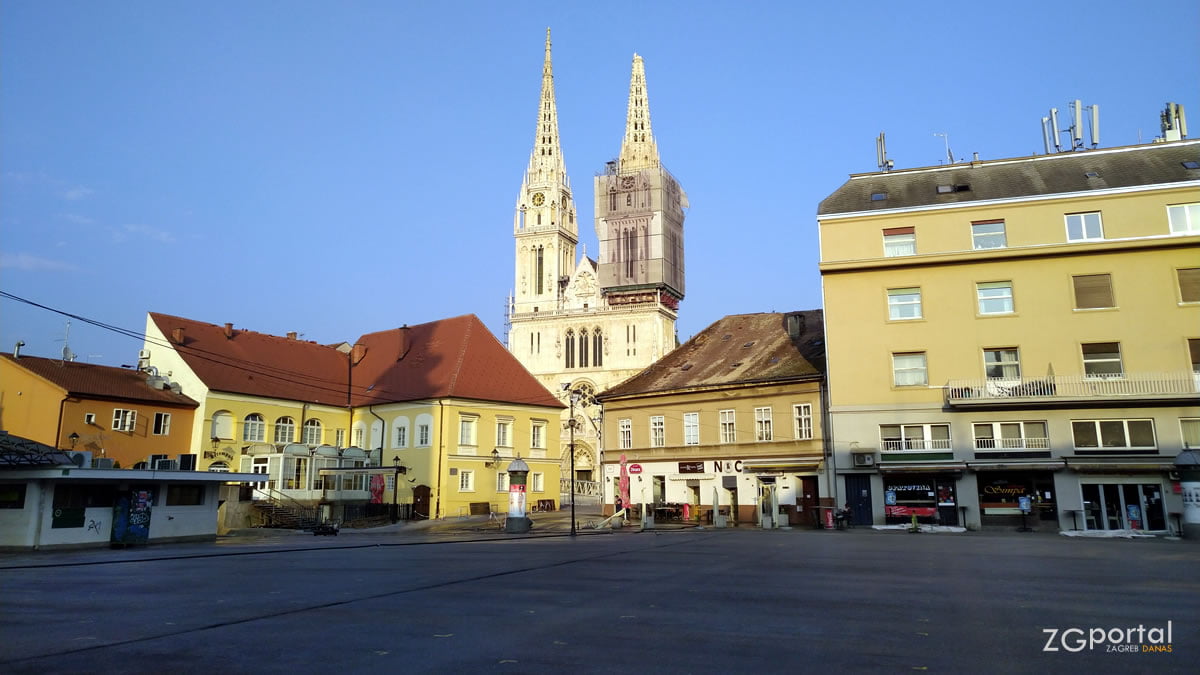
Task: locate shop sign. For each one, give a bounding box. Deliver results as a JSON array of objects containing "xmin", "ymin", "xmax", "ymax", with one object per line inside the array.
[
  {"xmin": 1018, "ymin": 496, "xmax": 1032, "ymax": 513},
  {"xmin": 983, "ymin": 484, "xmax": 1025, "ymax": 496},
  {"xmin": 677, "ymin": 461, "xmax": 704, "ymax": 473},
  {"xmin": 628, "ymin": 464, "xmax": 643, "ymax": 474},
  {"xmin": 712, "ymin": 460, "xmax": 744, "ymax": 474}
]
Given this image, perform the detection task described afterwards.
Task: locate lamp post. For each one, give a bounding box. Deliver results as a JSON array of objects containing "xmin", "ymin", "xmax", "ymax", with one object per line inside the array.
[
  {"xmin": 68, "ymin": 432, "xmax": 79, "ymax": 450},
  {"xmin": 566, "ymin": 388, "xmax": 580, "ymax": 537},
  {"xmin": 391, "ymin": 456, "xmax": 406, "ymax": 523}
]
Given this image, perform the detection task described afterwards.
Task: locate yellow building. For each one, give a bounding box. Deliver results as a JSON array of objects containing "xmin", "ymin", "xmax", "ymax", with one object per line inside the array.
[
  {"xmin": 597, "ymin": 311, "xmax": 827, "ymax": 527},
  {"xmin": 818, "ymin": 138, "xmax": 1200, "ymax": 532},
  {"xmin": 0, "ymin": 351, "xmax": 198, "ymax": 469},
  {"xmin": 143, "ymin": 313, "xmax": 563, "ymax": 523}
]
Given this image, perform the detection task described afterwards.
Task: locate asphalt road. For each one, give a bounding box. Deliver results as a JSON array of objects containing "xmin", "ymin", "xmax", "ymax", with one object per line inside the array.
[{"xmin": 1, "ymin": 527, "xmax": 1196, "ymax": 673}]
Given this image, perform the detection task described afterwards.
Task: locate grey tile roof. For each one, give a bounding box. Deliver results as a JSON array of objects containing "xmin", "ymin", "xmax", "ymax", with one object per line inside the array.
[
  {"xmin": 818, "ymin": 140, "xmax": 1200, "ymax": 216},
  {"xmin": 599, "ymin": 311, "xmax": 825, "ymax": 399}
]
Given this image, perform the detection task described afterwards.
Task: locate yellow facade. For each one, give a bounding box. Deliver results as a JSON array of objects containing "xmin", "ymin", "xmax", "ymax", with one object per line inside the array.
[
  {"xmin": 200, "ymin": 393, "xmax": 351, "ymax": 471},
  {"xmin": 818, "ymin": 141, "xmax": 1200, "ymax": 531}
]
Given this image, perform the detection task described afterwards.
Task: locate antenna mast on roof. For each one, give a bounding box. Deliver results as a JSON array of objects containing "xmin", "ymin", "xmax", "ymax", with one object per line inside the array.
[
  {"xmin": 57, "ymin": 320, "xmax": 77, "ymax": 363},
  {"xmin": 934, "ymin": 132, "xmax": 954, "ymax": 164},
  {"xmin": 1041, "ymin": 100, "xmax": 1099, "ymax": 153},
  {"xmin": 1160, "ymin": 102, "xmax": 1188, "ymax": 141},
  {"xmin": 875, "ymin": 132, "xmax": 894, "ymax": 171}
]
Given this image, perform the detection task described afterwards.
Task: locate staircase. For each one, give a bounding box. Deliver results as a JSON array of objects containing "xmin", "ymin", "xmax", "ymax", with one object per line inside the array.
[{"xmin": 252, "ymin": 488, "xmax": 318, "ymax": 530}]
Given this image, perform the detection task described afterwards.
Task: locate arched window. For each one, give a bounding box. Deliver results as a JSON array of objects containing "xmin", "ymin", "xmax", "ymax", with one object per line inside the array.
[
  {"xmin": 535, "ymin": 246, "xmax": 545, "ymax": 294},
  {"xmin": 211, "ymin": 410, "xmax": 233, "ymax": 439},
  {"xmin": 274, "ymin": 416, "xmax": 295, "ymax": 444},
  {"xmin": 564, "ymin": 330, "xmax": 576, "ymax": 368},
  {"xmin": 302, "ymin": 419, "xmax": 322, "ymax": 445},
  {"xmin": 243, "ymin": 414, "xmax": 265, "ymax": 442},
  {"xmin": 207, "ymin": 461, "xmax": 230, "ymax": 473},
  {"xmin": 579, "ymin": 328, "xmax": 589, "ymax": 368},
  {"xmin": 592, "ymin": 329, "xmax": 603, "ymax": 367}
]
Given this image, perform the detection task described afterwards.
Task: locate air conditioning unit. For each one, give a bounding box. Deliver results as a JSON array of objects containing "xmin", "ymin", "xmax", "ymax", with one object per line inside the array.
[
  {"xmin": 154, "ymin": 458, "xmax": 179, "ymax": 471},
  {"xmin": 851, "ymin": 452, "xmax": 876, "ymax": 468},
  {"xmin": 177, "ymin": 454, "xmax": 198, "ymax": 471},
  {"xmin": 66, "ymin": 451, "xmax": 93, "ymax": 468},
  {"xmin": 94, "ymin": 458, "xmax": 115, "ymax": 469}
]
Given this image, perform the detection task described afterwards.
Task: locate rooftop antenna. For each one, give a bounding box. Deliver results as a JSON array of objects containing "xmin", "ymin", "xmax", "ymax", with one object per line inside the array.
[
  {"xmin": 57, "ymin": 320, "xmax": 77, "ymax": 363},
  {"xmin": 1041, "ymin": 101, "xmax": 1099, "ymax": 152},
  {"xmin": 1161, "ymin": 102, "xmax": 1188, "ymax": 141},
  {"xmin": 933, "ymin": 132, "xmax": 954, "ymax": 164},
  {"xmin": 875, "ymin": 132, "xmax": 893, "ymax": 171}
]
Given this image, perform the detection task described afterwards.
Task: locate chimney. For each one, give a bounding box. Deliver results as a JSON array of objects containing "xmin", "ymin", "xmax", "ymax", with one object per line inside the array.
[
  {"xmin": 287, "ymin": 332, "xmax": 297, "ymax": 340},
  {"xmin": 351, "ymin": 343, "xmax": 367, "ymax": 365},
  {"xmin": 171, "ymin": 327, "xmax": 184, "ymax": 344},
  {"xmin": 224, "ymin": 323, "xmax": 234, "ymax": 339},
  {"xmin": 397, "ymin": 325, "xmax": 409, "ymax": 359},
  {"xmin": 787, "ymin": 313, "xmax": 805, "ymax": 339}
]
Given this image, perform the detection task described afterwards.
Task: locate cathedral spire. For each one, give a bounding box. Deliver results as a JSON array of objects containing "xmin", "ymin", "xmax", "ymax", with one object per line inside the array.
[
  {"xmin": 527, "ymin": 27, "xmax": 567, "ymax": 184},
  {"xmin": 618, "ymin": 53, "xmax": 660, "ymax": 171}
]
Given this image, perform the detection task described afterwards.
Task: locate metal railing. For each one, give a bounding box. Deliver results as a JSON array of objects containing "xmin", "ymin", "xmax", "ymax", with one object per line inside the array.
[
  {"xmin": 560, "ymin": 478, "xmax": 601, "ymax": 497},
  {"xmin": 975, "ymin": 437, "xmax": 1050, "ymax": 450},
  {"xmin": 946, "ymin": 372, "xmax": 1199, "ymax": 404},
  {"xmin": 881, "ymin": 439, "xmax": 952, "ymax": 452},
  {"xmin": 252, "ymin": 487, "xmax": 317, "ymax": 529}
]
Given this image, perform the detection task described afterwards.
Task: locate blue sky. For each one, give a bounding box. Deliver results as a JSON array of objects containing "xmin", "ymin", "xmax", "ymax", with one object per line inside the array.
[{"xmin": 3, "ymin": 1, "xmax": 1197, "ymax": 366}]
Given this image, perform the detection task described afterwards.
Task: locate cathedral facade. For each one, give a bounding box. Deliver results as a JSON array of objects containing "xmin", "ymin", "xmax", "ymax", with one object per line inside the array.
[{"xmin": 508, "ymin": 30, "xmax": 687, "ymax": 484}]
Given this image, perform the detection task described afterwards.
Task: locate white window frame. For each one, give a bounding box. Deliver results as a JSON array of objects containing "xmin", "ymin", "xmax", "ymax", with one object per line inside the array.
[
  {"xmin": 243, "ymin": 414, "xmax": 265, "ymax": 442},
  {"xmin": 719, "ymin": 410, "xmax": 736, "ymax": 444},
  {"xmin": 1065, "ymin": 211, "xmax": 1103, "ymax": 242},
  {"xmin": 883, "ymin": 232, "xmax": 916, "ymax": 257},
  {"xmin": 152, "ymin": 412, "xmax": 171, "ymax": 436},
  {"xmin": 683, "ymin": 413, "xmax": 699, "ymax": 446},
  {"xmin": 531, "ymin": 421, "xmax": 546, "ymax": 449},
  {"xmin": 395, "ymin": 425, "xmax": 407, "ymax": 448},
  {"xmin": 1181, "ymin": 418, "xmax": 1200, "ymax": 449},
  {"xmin": 618, "ymin": 419, "xmax": 632, "ymax": 450},
  {"xmin": 458, "ymin": 469, "xmax": 475, "ymax": 492},
  {"xmin": 112, "ymin": 409, "xmax": 136, "ymax": 432},
  {"xmin": 417, "ymin": 423, "xmax": 431, "ymax": 447},
  {"xmin": 301, "ymin": 419, "xmax": 322, "ymax": 445},
  {"xmin": 354, "ymin": 426, "xmax": 366, "ymax": 447},
  {"xmin": 971, "ymin": 220, "xmax": 1007, "ymax": 249},
  {"xmin": 887, "ymin": 288, "xmax": 922, "ymax": 320},
  {"xmin": 1071, "ymin": 419, "xmax": 1156, "ymax": 449},
  {"xmin": 1167, "ymin": 203, "xmax": 1200, "ymax": 234},
  {"xmin": 335, "ymin": 428, "xmax": 346, "ymax": 448},
  {"xmin": 210, "ymin": 411, "xmax": 233, "ymax": 439},
  {"xmin": 793, "ymin": 404, "xmax": 813, "ymax": 440},
  {"xmin": 530, "ymin": 472, "xmax": 545, "ymax": 493},
  {"xmin": 649, "ymin": 416, "xmax": 665, "ymax": 447},
  {"xmin": 459, "ymin": 416, "xmax": 478, "ymax": 447},
  {"xmin": 496, "ymin": 419, "xmax": 513, "ymax": 448},
  {"xmin": 1082, "ymin": 342, "xmax": 1123, "ymax": 378},
  {"xmin": 977, "ymin": 281, "xmax": 1014, "ymax": 315},
  {"xmin": 879, "ymin": 423, "xmax": 951, "ymax": 451},
  {"xmin": 274, "ymin": 417, "xmax": 295, "ymax": 444},
  {"xmin": 496, "ymin": 472, "xmax": 510, "ymax": 492},
  {"xmin": 972, "ymin": 421, "xmax": 1048, "ymax": 450},
  {"xmin": 983, "ymin": 348, "xmax": 1021, "ymax": 380},
  {"xmin": 892, "ymin": 352, "xmax": 928, "ymax": 386},
  {"xmin": 754, "ymin": 407, "xmax": 773, "ymax": 441}
]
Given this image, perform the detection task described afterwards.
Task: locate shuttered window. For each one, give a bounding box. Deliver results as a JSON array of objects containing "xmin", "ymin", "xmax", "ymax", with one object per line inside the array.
[
  {"xmin": 1179, "ymin": 268, "xmax": 1200, "ymax": 303},
  {"xmin": 1072, "ymin": 274, "xmax": 1114, "ymax": 309}
]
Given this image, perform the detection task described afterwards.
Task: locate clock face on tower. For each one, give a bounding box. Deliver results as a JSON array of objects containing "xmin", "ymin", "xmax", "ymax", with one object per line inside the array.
[{"xmin": 532, "ymin": 192, "xmax": 545, "ymax": 206}]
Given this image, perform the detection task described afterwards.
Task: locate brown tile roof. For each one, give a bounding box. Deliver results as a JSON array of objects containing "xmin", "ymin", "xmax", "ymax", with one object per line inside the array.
[
  {"xmin": 818, "ymin": 140, "xmax": 1200, "ymax": 216},
  {"xmin": 148, "ymin": 313, "xmax": 562, "ymax": 410},
  {"xmin": 600, "ymin": 310, "xmax": 825, "ymax": 399},
  {"xmin": 0, "ymin": 354, "xmax": 198, "ymax": 407}
]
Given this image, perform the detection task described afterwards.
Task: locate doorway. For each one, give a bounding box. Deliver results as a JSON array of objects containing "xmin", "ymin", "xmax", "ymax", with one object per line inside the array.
[
  {"xmin": 844, "ymin": 474, "xmax": 873, "ymax": 526},
  {"xmin": 412, "ymin": 484, "xmax": 431, "ymax": 520},
  {"xmin": 796, "ymin": 476, "xmax": 819, "ymax": 527},
  {"xmin": 1081, "ymin": 482, "xmax": 1166, "ymax": 531},
  {"xmin": 251, "ymin": 457, "xmax": 270, "ymax": 499}
]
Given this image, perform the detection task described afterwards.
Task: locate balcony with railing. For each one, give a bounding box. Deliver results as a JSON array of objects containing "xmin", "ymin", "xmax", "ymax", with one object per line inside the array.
[{"xmin": 946, "ymin": 372, "xmax": 1200, "ymax": 407}]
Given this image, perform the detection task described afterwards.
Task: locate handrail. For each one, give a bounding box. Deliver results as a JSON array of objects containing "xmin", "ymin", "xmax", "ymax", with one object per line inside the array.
[{"xmin": 947, "ymin": 371, "xmax": 1198, "ymax": 403}]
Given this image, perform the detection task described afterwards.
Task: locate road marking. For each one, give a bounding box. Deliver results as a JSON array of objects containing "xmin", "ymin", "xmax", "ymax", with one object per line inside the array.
[{"xmin": 433, "ymin": 634, "xmax": 453, "ymax": 638}]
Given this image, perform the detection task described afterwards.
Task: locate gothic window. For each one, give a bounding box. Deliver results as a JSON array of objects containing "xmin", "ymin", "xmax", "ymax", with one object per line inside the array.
[
  {"xmin": 579, "ymin": 328, "xmax": 589, "ymax": 368},
  {"xmin": 609, "ymin": 189, "xmax": 617, "ymax": 211},
  {"xmin": 537, "ymin": 213, "xmax": 542, "ymax": 225},
  {"xmin": 535, "ymin": 246, "xmax": 544, "ymax": 295},
  {"xmin": 626, "ymin": 193, "xmax": 632, "ymax": 206},
  {"xmin": 592, "ymin": 329, "xmax": 603, "ymax": 367},
  {"xmin": 625, "ymin": 229, "xmax": 635, "ymax": 277},
  {"xmin": 565, "ymin": 330, "xmax": 576, "ymax": 368}
]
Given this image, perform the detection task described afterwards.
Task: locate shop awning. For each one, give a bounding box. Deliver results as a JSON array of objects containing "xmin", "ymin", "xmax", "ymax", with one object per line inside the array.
[
  {"xmin": 244, "ymin": 443, "xmax": 276, "ymax": 456},
  {"xmin": 340, "ymin": 447, "xmax": 368, "ymax": 459},
  {"xmin": 877, "ymin": 463, "xmax": 966, "ymax": 473},
  {"xmin": 741, "ymin": 457, "xmax": 823, "ymax": 472},
  {"xmin": 1065, "ymin": 459, "xmax": 1176, "ymax": 473},
  {"xmin": 283, "ymin": 443, "xmax": 311, "ymax": 456},
  {"xmin": 968, "ymin": 461, "xmax": 1067, "ymax": 472},
  {"xmin": 313, "ymin": 445, "xmax": 339, "ymax": 458}
]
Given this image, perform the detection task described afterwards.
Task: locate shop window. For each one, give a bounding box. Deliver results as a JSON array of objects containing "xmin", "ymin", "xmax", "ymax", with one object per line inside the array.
[
  {"xmin": 1081, "ymin": 342, "xmax": 1123, "ymax": 378},
  {"xmin": 0, "ymin": 484, "xmax": 27, "ymax": 509},
  {"xmin": 973, "ymin": 421, "xmax": 1048, "ymax": 449},
  {"xmin": 1071, "ymin": 419, "xmax": 1156, "ymax": 449},
  {"xmin": 166, "ymin": 485, "xmax": 205, "ymax": 506},
  {"xmin": 1081, "ymin": 483, "xmax": 1166, "ymax": 531},
  {"xmin": 650, "ymin": 416, "xmax": 665, "ymax": 447},
  {"xmin": 880, "ymin": 424, "xmax": 950, "ymax": 451}
]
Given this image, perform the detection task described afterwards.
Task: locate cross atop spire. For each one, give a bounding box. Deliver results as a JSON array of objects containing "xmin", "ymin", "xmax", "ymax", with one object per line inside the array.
[
  {"xmin": 618, "ymin": 53, "xmax": 660, "ymax": 171},
  {"xmin": 527, "ymin": 27, "xmax": 567, "ymax": 185}
]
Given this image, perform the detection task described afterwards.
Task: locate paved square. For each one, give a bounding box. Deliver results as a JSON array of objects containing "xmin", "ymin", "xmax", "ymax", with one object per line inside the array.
[{"xmin": 1, "ymin": 529, "xmax": 1195, "ymax": 673}]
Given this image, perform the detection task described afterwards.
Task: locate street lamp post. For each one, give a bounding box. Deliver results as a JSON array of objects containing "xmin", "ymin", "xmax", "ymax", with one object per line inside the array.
[
  {"xmin": 568, "ymin": 391, "xmax": 578, "ymax": 537},
  {"xmin": 391, "ymin": 456, "xmax": 406, "ymax": 523}
]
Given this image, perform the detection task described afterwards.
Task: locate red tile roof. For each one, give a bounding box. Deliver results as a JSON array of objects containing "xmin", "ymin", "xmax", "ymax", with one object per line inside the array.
[
  {"xmin": 147, "ymin": 313, "xmax": 563, "ymax": 410},
  {"xmin": 0, "ymin": 354, "xmax": 199, "ymax": 407}
]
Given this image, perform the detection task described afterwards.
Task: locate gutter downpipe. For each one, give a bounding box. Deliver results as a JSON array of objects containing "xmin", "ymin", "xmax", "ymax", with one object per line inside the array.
[
  {"xmin": 821, "ymin": 375, "xmax": 838, "ymax": 509},
  {"xmin": 435, "ymin": 400, "xmax": 446, "ymax": 519},
  {"xmin": 55, "ymin": 395, "xmax": 71, "ymax": 449}
]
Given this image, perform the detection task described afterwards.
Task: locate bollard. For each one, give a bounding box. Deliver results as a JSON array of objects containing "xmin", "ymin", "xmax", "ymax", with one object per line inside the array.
[{"xmin": 909, "ymin": 513, "xmax": 920, "ymax": 533}]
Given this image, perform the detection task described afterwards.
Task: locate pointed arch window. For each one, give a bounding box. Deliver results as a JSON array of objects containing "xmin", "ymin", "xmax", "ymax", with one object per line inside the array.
[
  {"xmin": 565, "ymin": 330, "xmax": 576, "ymax": 368},
  {"xmin": 535, "ymin": 246, "xmax": 544, "ymax": 294},
  {"xmin": 579, "ymin": 328, "xmax": 590, "ymax": 368},
  {"xmin": 592, "ymin": 329, "xmax": 603, "ymax": 367}
]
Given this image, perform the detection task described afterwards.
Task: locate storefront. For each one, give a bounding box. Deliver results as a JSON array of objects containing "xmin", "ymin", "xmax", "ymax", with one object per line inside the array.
[
  {"xmin": 1079, "ymin": 481, "xmax": 1167, "ymax": 532},
  {"xmin": 881, "ymin": 471, "xmax": 960, "ymax": 525},
  {"xmin": 975, "ymin": 470, "xmax": 1058, "ymax": 530}
]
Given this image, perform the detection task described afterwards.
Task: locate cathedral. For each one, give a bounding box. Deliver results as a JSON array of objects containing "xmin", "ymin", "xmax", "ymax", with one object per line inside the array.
[{"xmin": 508, "ymin": 29, "xmax": 688, "ymax": 485}]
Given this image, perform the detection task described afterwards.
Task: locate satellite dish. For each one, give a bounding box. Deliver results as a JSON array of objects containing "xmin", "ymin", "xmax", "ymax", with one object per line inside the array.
[{"xmin": 62, "ymin": 346, "xmax": 76, "ymax": 362}]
